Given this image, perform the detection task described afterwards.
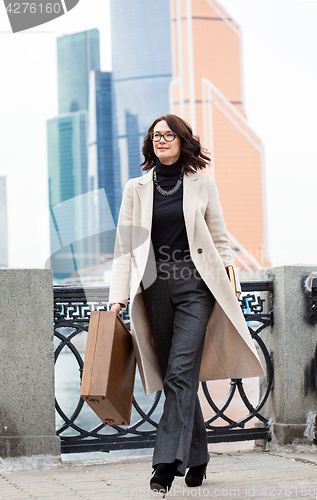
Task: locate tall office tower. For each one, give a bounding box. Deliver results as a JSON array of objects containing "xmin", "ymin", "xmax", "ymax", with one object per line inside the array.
[
  {"xmin": 110, "ymin": 0, "xmax": 173, "ymax": 222},
  {"xmin": 170, "ymin": 0, "xmax": 266, "ymax": 269},
  {"xmin": 0, "ymin": 176, "xmax": 8, "ymax": 268},
  {"xmin": 47, "ymin": 111, "xmax": 89, "ymax": 280},
  {"xmin": 88, "ymin": 70, "xmax": 116, "ymax": 257},
  {"xmin": 57, "ymin": 29, "xmax": 100, "ymax": 114}
]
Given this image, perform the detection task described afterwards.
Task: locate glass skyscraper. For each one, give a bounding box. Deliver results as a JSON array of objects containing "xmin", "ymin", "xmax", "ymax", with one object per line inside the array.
[
  {"xmin": 57, "ymin": 29, "xmax": 100, "ymax": 114},
  {"xmin": 0, "ymin": 176, "xmax": 8, "ymax": 268},
  {"xmin": 47, "ymin": 111, "xmax": 89, "ymax": 279},
  {"xmin": 88, "ymin": 70, "xmax": 115, "ymax": 233},
  {"xmin": 110, "ymin": 0, "xmax": 172, "ymax": 217},
  {"xmin": 48, "ymin": 112, "xmax": 88, "ymax": 207},
  {"xmin": 88, "ymin": 69, "xmax": 118, "ymax": 258}
]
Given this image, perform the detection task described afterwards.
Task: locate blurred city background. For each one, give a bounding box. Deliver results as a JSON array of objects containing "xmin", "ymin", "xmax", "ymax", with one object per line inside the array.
[{"xmin": 0, "ymin": 0, "xmax": 316, "ymax": 283}]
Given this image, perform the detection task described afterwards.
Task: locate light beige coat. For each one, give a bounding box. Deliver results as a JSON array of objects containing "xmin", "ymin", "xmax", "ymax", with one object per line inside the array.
[{"xmin": 109, "ymin": 169, "xmax": 264, "ymax": 396}]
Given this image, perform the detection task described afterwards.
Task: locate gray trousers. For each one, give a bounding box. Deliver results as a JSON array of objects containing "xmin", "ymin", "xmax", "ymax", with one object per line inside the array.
[{"xmin": 142, "ymin": 260, "xmax": 215, "ymax": 476}]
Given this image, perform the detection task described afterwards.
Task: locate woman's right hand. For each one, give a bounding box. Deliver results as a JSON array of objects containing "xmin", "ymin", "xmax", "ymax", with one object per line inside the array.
[{"xmin": 110, "ymin": 303, "xmax": 121, "ymax": 314}]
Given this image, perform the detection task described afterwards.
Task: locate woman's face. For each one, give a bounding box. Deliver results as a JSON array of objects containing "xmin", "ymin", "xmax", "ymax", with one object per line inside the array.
[{"xmin": 152, "ymin": 120, "xmax": 181, "ymax": 165}]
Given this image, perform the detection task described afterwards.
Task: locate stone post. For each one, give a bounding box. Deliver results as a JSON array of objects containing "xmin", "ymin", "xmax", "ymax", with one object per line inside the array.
[
  {"xmin": 260, "ymin": 265, "xmax": 317, "ymax": 445},
  {"xmin": 0, "ymin": 269, "xmax": 60, "ymax": 458}
]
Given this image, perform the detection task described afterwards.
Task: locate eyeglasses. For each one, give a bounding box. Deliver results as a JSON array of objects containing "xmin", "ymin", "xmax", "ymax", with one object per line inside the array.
[{"xmin": 150, "ymin": 132, "xmax": 177, "ymax": 142}]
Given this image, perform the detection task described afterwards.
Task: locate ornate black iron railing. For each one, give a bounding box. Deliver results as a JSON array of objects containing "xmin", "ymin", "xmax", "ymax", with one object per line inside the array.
[{"xmin": 54, "ymin": 281, "xmax": 274, "ymax": 454}]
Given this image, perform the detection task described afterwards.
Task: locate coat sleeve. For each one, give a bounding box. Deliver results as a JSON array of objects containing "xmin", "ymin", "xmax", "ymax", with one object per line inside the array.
[
  {"xmin": 204, "ymin": 176, "xmax": 241, "ymax": 294},
  {"xmin": 109, "ymin": 180, "xmax": 134, "ymax": 307}
]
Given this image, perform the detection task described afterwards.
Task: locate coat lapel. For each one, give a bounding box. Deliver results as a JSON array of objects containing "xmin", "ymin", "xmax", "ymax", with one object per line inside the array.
[
  {"xmin": 183, "ymin": 172, "xmax": 201, "ymax": 247},
  {"xmin": 135, "ymin": 170, "xmax": 154, "ymax": 234}
]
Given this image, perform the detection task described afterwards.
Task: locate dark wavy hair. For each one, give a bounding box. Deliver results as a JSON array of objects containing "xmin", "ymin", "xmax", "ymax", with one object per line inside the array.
[{"xmin": 140, "ymin": 114, "xmax": 210, "ymax": 174}]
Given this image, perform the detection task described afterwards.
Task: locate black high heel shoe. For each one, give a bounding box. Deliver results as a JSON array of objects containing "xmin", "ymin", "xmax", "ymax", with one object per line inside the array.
[
  {"xmin": 185, "ymin": 463, "xmax": 207, "ymax": 487},
  {"xmin": 150, "ymin": 463, "xmax": 176, "ymax": 493}
]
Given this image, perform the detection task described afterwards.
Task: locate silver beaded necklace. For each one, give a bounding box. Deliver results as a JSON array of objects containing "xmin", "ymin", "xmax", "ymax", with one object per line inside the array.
[{"xmin": 153, "ymin": 167, "xmax": 184, "ymax": 196}]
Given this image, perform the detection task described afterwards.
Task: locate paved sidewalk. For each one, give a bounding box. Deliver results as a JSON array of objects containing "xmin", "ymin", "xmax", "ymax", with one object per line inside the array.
[{"xmin": 1, "ymin": 450, "xmax": 317, "ymax": 500}]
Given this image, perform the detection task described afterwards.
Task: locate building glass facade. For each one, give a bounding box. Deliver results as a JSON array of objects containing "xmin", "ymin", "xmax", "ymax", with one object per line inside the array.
[
  {"xmin": 110, "ymin": 0, "xmax": 173, "ymax": 220},
  {"xmin": 47, "ymin": 112, "xmax": 89, "ymax": 280},
  {"xmin": 88, "ymin": 70, "xmax": 116, "ymax": 255},
  {"xmin": 48, "ymin": 112, "xmax": 88, "ymax": 206},
  {"xmin": 57, "ymin": 29, "xmax": 100, "ymax": 114},
  {"xmin": 0, "ymin": 176, "xmax": 8, "ymax": 268}
]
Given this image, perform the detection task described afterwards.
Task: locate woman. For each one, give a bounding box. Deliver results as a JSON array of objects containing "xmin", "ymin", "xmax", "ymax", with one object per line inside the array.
[{"xmin": 110, "ymin": 114, "xmax": 264, "ymax": 493}]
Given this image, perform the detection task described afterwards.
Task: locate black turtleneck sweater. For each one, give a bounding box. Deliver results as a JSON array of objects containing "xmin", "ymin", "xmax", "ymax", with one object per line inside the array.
[{"xmin": 151, "ymin": 157, "xmax": 190, "ymax": 262}]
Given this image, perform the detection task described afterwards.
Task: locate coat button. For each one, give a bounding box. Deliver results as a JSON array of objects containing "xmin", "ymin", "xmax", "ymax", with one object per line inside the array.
[{"xmin": 198, "ymin": 248, "xmax": 203, "ymax": 254}]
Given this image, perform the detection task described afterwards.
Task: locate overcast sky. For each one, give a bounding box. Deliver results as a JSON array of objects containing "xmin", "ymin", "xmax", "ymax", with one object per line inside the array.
[{"xmin": 0, "ymin": 0, "xmax": 316, "ymax": 269}]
